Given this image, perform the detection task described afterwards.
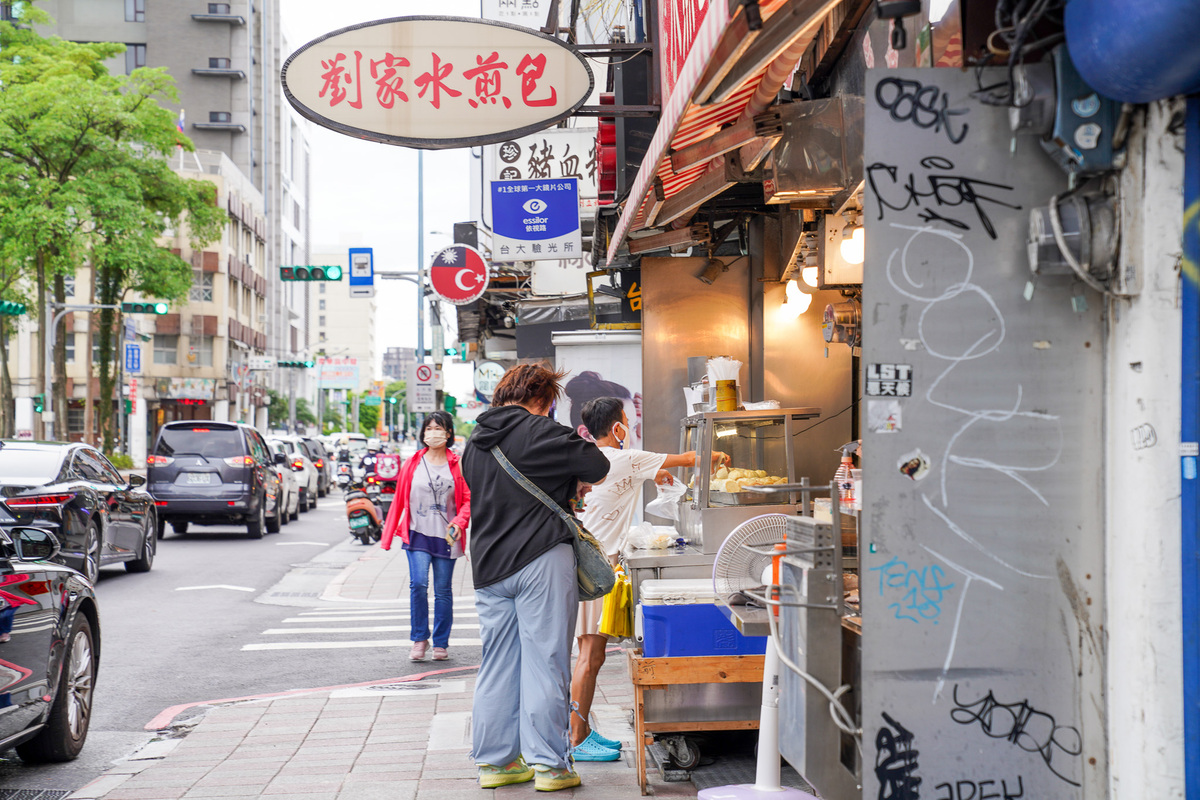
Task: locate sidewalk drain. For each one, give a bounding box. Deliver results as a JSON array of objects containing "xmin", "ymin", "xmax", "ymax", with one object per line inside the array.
[
  {"xmin": 269, "ymin": 591, "xmax": 321, "ymax": 598},
  {"xmin": 0, "ymin": 791, "xmax": 71, "ymax": 800},
  {"xmin": 330, "ymin": 679, "xmax": 467, "ymax": 698}
]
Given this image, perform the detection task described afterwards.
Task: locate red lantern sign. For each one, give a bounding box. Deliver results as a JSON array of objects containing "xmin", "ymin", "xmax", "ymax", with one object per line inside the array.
[{"xmin": 429, "ymin": 245, "xmax": 490, "ymax": 305}]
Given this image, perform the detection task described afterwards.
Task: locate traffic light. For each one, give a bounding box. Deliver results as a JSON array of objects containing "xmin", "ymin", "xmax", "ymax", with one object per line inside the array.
[
  {"xmin": 33, "ymin": 393, "xmax": 44, "ymax": 413},
  {"xmin": 443, "ymin": 395, "xmax": 457, "ymax": 414},
  {"xmin": 278, "ymin": 360, "xmax": 315, "ymax": 368},
  {"xmin": 0, "ymin": 300, "xmax": 26, "ymax": 316},
  {"xmin": 280, "ymin": 266, "xmax": 344, "ymax": 281},
  {"xmin": 386, "ymin": 396, "xmax": 398, "ymax": 405},
  {"xmin": 122, "ymin": 301, "xmax": 168, "ymax": 314},
  {"xmin": 124, "ymin": 399, "xmax": 133, "ymax": 414}
]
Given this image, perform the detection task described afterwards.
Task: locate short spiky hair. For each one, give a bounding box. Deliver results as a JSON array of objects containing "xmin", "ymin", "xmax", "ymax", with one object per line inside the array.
[
  {"xmin": 580, "ymin": 397, "xmax": 625, "ymax": 440},
  {"xmin": 491, "ymin": 363, "xmax": 566, "ymax": 411}
]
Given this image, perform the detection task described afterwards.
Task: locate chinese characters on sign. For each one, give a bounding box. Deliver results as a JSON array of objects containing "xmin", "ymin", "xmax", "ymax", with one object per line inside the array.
[
  {"xmin": 865, "ymin": 363, "xmax": 913, "ymax": 397},
  {"xmin": 490, "ymin": 179, "xmax": 582, "ymax": 262},
  {"xmin": 317, "ymin": 357, "xmax": 361, "ymax": 390},
  {"xmin": 282, "ymin": 18, "xmax": 594, "ymax": 148},
  {"xmin": 483, "ymin": 0, "xmax": 546, "ymax": 28},
  {"xmin": 490, "ymin": 129, "xmax": 599, "ymax": 215}
]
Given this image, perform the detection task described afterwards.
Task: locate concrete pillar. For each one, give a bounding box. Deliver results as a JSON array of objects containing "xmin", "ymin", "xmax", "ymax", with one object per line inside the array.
[
  {"xmin": 1106, "ymin": 98, "xmax": 1186, "ymax": 796},
  {"xmin": 130, "ymin": 381, "xmax": 148, "ymax": 468},
  {"xmin": 214, "ymin": 399, "xmax": 230, "ymax": 423},
  {"xmin": 255, "ymin": 405, "xmax": 268, "ymax": 431}
]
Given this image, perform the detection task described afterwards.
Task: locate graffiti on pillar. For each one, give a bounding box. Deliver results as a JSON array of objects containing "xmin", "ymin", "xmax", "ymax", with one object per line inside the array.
[{"xmin": 875, "ymin": 712, "xmax": 922, "ymax": 800}]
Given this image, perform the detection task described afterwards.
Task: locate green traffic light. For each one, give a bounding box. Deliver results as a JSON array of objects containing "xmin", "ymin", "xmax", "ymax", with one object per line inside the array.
[
  {"xmin": 324, "ymin": 265, "xmax": 343, "ymax": 280},
  {"xmin": 33, "ymin": 393, "xmax": 44, "ymax": 413},
  {"xmin": 153, "ymin": 302, "xmax": 168, "ymax": 314}
]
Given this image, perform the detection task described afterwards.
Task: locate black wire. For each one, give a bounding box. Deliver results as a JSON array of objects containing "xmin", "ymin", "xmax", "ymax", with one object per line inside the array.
[{"xmin": 791, "ymin": 397, "xmax": 859, "ymax": 438}]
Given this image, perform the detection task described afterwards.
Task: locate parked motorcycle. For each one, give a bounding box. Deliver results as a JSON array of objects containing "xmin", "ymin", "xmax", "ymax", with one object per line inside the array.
[{"xmin": 344, "ymin": 477, "xmax": 383, "ymax": 545}]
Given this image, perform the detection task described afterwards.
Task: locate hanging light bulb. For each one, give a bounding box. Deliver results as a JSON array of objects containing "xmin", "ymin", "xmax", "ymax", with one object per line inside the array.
[
  {"xmin": 840, "ymin": 225, "xmax": 865, "ymax": 265},
  {"xmin": 801, "ymin": 266, "xmax": 819, "ymax": 287},
  {"xmin": 782, "ymin": 279, "xmax": 812, "ymax": 319}
]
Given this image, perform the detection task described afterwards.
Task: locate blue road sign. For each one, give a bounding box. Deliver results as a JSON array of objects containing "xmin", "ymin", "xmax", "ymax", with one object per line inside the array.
[
  {"xmin": 490, "ymin": 179, "xmax": 580, "ymax": 262},
  {"xmin": 348, "ymin": 247, "xmax": 374, "ymax": 298},
  {"xmin": 125, "ymin": 343, "xmax": 141, "ymax": 374}
]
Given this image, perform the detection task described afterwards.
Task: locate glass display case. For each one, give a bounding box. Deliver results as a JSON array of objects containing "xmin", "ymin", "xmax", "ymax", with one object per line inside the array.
[{"xmin": 676, "ymin": 408, "xmax": 820, "ymax": 553}]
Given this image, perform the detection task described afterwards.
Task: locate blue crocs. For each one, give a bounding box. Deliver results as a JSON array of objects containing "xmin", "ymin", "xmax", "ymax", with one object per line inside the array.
[
  {"xmin": 571, "ymin": 731, "xmax": 621, "ymax": 762},
  {"xmin": 588, "ymin": 729, "xmax": 622, "ymax": 750}
]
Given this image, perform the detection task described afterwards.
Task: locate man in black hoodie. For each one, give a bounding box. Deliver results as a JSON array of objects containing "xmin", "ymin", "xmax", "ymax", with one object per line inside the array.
[{"xmin": 461, "ymin": 364, "xmax": 610, "ymax": 792}]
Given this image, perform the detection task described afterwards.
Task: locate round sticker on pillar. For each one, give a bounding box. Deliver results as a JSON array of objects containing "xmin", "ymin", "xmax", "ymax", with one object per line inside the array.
[{"xmin": 430, "ymin": 245, "xmax": 490, "ymax": 305}]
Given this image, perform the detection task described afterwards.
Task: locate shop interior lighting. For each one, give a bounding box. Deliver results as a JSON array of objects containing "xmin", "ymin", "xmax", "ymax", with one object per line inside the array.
[
  {"xmin": 698, "ymin": 258, "xmax": 726, "ymax": 285},
  {"xmin": 840, "ymin": 224, "xmax": 865, "ymax": 265},
  {"xmin": 781, "ymin": 279, "xmax": 812, "ymax": 318},
  {"xmin": 716, "ymin": 428, "xmax": 739, "ymax": 438},
  {"xmin": 801, "ymin": 265, "xmax": 820, "ymax": 287}
]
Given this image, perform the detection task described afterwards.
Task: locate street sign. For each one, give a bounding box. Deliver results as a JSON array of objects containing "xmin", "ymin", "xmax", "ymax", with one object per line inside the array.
[
  {"xmin": 363, "ymin": 396, "xmax": 382, "ymax": 406},
  {"xmin": 124, "ymin": 318, "xmax": 136, "ymax": 342},
  {"xmin": 409, "ymin": 362, "xmax": 437, "ymax": 413},
  {"xmin": 491, "ymin": 179, "xmax": 581, "ymax": 262},
  {"xmin": 124, "ymin": 344, "xmax": 141, "ymax": 375},
  {"xmin": 430, "ymin": 245, "xmax": 490, "ymax": 305},
  {"xmin": 474, "ymin": 361, "xmax": 505, "ymax": 398},
  {"xmin": 349, "ymin": 247, "xmax": 375, "ymax": 299},
  {"xmin": 247, "ymin": 355, "xmax": 277, "ymax": 370},
  {"xmin": 432, "ymin": 324, "xmax": 445, "ymax": 366}
]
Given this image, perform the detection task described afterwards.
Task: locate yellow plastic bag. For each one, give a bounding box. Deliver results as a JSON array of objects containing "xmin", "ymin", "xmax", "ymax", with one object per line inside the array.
[{"xmin": 599, "ymin": 567, "xmax": 633, "ymax": 638}]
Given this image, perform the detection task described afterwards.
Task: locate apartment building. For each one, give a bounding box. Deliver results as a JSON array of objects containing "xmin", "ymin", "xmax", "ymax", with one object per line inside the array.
[{"xmin": 307, "ymin": 249, "xmax": 377, "ymax": 394}]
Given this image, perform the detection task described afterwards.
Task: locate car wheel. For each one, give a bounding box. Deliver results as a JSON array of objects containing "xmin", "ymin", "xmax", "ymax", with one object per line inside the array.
[
  {"xmin": 125, "ymin": 513, "xmax": 156, "ymax": 573},
  {"xmin": 299, "ymin": 488, "xmax": 309, "ymax": 513},
  {"xmin": 172, "ymin": 521, "xmax": 189, "ymax": 535},
  {"xmin": 307, "ymin": 489, "xmax": 317, "ymax": 510},
  {"xmin": 156, "ymin": 517, "xmax": 166, "ymax": 540},
  {"xmin": 281, "ymin": 493, "xmax": 291, "ymax": 526},
  {"xmin": 289, "ymin": 497, "xmax": 300, "ymax": 522},
  {"xmin": 246, "ymin": 499, "xmax": 265, "ymax": 539},
  {"xmin": 80, "ymin": 522, "xmax": 100, "ymax": 584},
  {"xmin": 266, "ymin": 496, "xmax": 282, "ymax": 534},
  {"xmin": 16, "ymin": 613, "xmax": 96, "ymax": 763}
]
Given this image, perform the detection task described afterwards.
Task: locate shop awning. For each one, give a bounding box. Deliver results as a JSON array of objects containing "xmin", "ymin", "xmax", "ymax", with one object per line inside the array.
[{"xmin": 605, "ymin": 0, "xmax": 842, "ymax": 265}]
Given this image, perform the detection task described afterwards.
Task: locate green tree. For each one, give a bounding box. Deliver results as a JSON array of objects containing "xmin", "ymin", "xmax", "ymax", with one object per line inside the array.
[
  {"xmin": 357, "ymin": 400, "xmax": 379, "ymax": 437},
  {"xmin": 267, "ymin": 390, "xmax": 288, "ymax": 430},
  {"xmin": 322, "ymin": 406, "xmax": 344, "ymax": 434},
  {"xmin": 0, "ymin": 7, "xmax": 221, "ymax": 444},
  {"xmin": 294, "ymin": 398, "xmax": 317, "ymax": 428}
]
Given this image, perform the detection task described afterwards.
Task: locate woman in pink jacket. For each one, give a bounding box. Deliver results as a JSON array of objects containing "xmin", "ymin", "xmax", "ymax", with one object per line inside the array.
[{"xmin": 381, "ymin": 410, "xmax": 471, "ymax": 662}]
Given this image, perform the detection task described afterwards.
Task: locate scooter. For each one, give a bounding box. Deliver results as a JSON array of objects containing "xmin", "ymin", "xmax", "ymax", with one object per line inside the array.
[{"xmin": 344, "ymin": 477, "xmax": 383, "ymax": 545}]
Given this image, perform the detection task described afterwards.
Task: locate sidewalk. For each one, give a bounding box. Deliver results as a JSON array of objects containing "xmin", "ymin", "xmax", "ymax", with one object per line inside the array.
[{"xmin": 71, "ymin": 545, "xmax": 698, "ymax": 800}]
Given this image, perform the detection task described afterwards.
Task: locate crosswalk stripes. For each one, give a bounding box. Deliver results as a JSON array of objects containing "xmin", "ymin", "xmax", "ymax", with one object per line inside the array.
[{"xmin": 242, "ymin": 602, "xmax": 485, "ymax": 651}]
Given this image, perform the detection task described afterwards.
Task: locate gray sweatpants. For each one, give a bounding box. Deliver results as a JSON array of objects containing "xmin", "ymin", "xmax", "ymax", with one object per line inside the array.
[{"xmin": 471, "ymin": 543, "xmax": 577, "ymax": 769}]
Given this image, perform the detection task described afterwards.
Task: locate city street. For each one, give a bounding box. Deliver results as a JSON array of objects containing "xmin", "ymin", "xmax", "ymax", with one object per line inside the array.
[{"xmin": 0, "ymin": 498, "xmax": 483, "ymax": 796}]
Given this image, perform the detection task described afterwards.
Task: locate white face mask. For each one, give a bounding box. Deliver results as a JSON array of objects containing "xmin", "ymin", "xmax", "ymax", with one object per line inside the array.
[
  {"xmin": 424, "ymin": 429, "xmax": 449, "ymax": 448},
  {"xmin": 612, "ymin": 422, "xmax": 628, "ymax": 450}
]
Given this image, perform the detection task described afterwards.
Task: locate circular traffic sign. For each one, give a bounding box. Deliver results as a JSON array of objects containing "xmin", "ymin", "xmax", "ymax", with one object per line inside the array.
[
  {"xmin": 474, "ymin": 361, "xmax": 505, "ymax": 398},
  {"xmin": 430, "ymin": 245, "xmax": 490, "ymax": 305},
  {"xmin": 415, "ymin": 364, "xmax": 434, "ymax": 383}
]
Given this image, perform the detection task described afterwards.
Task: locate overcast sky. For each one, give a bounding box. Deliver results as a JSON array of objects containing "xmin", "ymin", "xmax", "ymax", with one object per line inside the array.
[{"xmin": 280, "ymin": 0, "xmax": 483, "ymax": 397}]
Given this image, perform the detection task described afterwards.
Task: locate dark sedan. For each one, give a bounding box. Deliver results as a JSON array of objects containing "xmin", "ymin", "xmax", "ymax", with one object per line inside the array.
[
  {"xmin": 0, "ymin": 526, "xmax": 100, "ymax": 762},
  {"xmin": 0, "ymin": 441, "xmax": 157, "ymax": 582}
]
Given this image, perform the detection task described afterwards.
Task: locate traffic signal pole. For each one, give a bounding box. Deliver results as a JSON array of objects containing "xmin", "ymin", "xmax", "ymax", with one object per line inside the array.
[{"xmin": 43, "ymin": 302, "xmax": 123, "ymax": 441}]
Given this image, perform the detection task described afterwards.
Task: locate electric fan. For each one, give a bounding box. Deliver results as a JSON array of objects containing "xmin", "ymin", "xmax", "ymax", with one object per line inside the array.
[{"xmin": 703, "ymin": 514, "xmax": 818, "ymax": 800}]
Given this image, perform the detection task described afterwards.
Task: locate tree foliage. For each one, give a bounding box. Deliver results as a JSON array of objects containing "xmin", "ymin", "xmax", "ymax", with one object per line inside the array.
[{"xmin": 0, "ymin": 6, "xmax": 223, "ymax": 442}]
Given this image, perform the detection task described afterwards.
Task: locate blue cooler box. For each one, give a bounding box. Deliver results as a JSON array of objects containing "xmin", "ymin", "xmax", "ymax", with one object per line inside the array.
[{"xmin": 638, "ymin": 578, "xmax": 768, "ymax": 658}]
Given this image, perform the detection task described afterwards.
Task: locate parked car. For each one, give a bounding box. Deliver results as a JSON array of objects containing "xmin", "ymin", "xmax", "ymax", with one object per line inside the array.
[
  {"xmin": 300, "ymin": 436, "xmax": 333, "ymax": 497},
  {"xmin": 0, "ymin": 526, "xmax": 99, "ymax": 762},
  {"xmin": 0, "ymin": 440, "xmax": 156, "ymax": 581},
  {"xmin": 268, "ymin": 441, "xmax": 300, "ymax": 524},
  {"xmin": 268, "ymin": 436, "xmax": 320, "ymax": 513},
  {"xmin": 147, "ymin": 421, "xmax": 279, "ymax": 539}
]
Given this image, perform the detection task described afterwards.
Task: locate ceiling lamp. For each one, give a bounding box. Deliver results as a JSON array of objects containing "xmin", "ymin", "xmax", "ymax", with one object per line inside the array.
[
  {"xmin": 840, "ymin": 224, "xmax": 865, "ymax": 265},
  {"xmin": 801, "ymin": 265, "xmax": 819, "ymax": 287},
  {"xmin": 781, "ymin": 279, "xmax": 812, "ymax": 319}
]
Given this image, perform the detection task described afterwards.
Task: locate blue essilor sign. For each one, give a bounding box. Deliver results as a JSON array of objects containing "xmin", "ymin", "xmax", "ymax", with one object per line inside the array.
[{"xmin": 490, "ymin": 178, "xmax": 581, "ymax": 262}]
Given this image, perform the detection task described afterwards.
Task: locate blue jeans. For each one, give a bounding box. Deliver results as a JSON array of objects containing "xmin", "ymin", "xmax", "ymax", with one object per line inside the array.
[{"xmin": 407, "ymin": 549, "xmax": 456, "ymax": 648}]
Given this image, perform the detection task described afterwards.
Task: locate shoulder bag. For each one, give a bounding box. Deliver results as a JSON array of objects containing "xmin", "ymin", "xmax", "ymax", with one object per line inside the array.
[{"xmin": 491, "ymin": 447, "xmax": 616, "ymax": 601}]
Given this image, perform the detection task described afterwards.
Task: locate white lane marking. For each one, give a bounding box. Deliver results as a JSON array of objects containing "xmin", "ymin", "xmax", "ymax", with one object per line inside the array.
[
  {"xmin": 176, "ymin": 585, "xmax": 255, "ymax": 592},
  {"xmin": 242, "ymin": 638, "xmax": 483, "ymax": 651},
  {"xmin": 297, "ymin": 601, "xmax": 476, "ymax": 615},
  {"xmin": 284, "ymin": 613, "xmax": 479, "ymax": 623},
  {"xmin": 427, "ymin": 712, "xmax": 472, "ymax": 751},
  {"xmin": 263, "ymin": 624, "xmax": 481, "ymax": 634},
  {"xmin": 275, "ymin": 541, "xmax": 329, "ymax": 546}
]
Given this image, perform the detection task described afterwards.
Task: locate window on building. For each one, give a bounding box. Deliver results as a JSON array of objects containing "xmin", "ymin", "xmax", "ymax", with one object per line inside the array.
[
  {"xmin": 154, "ymin": 334, "xmax": 178, "ymax": 365},
  {"xmin": 208, "ymin": 57, "xmax": 231, "ymax": 69},
  {"xmin": 63, "ymin": 275, "xmax": 75, "ymax": 298},
  {"xmin": 189, "ymin": 271, "xmax": 214, "ymax": 303},
  {"xmin": 318, "ymin": 283, "xmax": 326, "ymax": 294},
  {"xmin": 64, "ymin": 334, "xmax": 75, "ymax": 364},
  {"xmin": 209, "ymin": 111, "xmax": 232, "ymax": 123},
  {"xmin": 0, "ymin": 4, "xmax": 14, "ymax": 22},
  {"xmin": 92, "ymin": 337, "xmax": 103, "ymax": 365},
  {"xmin": 124, "ymin": 44, "xmax": 146, "ymax": 74},
  {"xmin": 194, "ymin": 335, "xmax": 214, "ymax": 367},
  {"xmin": 67, "ymin": 406, "xmax": 84, "ymax": 435},
  {"xmin": 208, "ymin": 2, "xmax": 231, "ymax": 12},
  {"xmin": 319, "ymin": 332, "xmax": 326, "ymax": 342},
  {"xmin": 124, "ymin": 0, "xmax": 144, "ymax": 22},
  {"xmin": 318, "ymin": 315, "xmax": 326, "ymax": 327},
  {"xmin": 319, "ymin": 299, "xmax": 326, "ymax": 310}
]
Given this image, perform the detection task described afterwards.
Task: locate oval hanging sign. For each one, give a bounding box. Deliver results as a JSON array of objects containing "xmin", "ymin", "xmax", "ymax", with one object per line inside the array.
[{"xmin": 282, "ymin": 16, "xmax": 595, "ymax": 150}]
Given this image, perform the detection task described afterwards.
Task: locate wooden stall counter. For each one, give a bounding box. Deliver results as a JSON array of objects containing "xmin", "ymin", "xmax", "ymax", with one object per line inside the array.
[{"xmin": 626, "ymin": 649, "xmax": 766, "ymax": 795}]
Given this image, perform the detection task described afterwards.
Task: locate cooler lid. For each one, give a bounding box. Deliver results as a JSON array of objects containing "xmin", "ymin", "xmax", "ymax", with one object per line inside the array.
[{"xmin": 639, "ymin": 578, "xmax": 717, "ymax": 605}]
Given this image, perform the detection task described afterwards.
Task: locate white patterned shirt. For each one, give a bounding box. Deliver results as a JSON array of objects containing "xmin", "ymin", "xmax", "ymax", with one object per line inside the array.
[{"xmin": 580, "ymin": 447, "xmax": 668, "ymax": 556}]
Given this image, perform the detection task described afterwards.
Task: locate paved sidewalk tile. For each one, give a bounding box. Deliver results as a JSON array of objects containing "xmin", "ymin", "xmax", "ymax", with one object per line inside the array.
[{"xmin": 87, "ymin": 542, "xmax": 700, "ymax": 799}]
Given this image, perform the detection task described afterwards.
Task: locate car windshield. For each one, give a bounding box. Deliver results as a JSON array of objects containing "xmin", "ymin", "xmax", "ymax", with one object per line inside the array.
[
  {"xmin": 0, "ymin": 447, "xmax": 64, "ymax": 483},
  {"xmin": 156, "ymin": 427, "xmax": 243, "ymax": 458}
]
